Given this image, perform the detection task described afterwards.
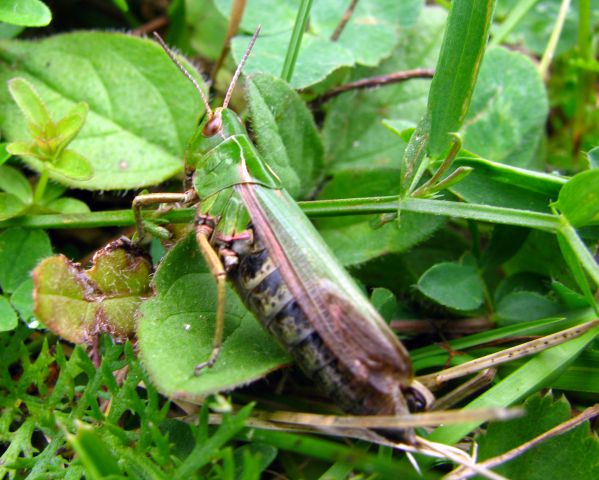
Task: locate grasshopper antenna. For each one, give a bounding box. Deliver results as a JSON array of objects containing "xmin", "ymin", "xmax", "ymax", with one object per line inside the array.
[
  {"xmin": 153, "ymin": 32, "xmax": 213, "ymax": 119},
  {"xmin": 222, "ymin": 25, "xmax": 261, "ymax": 109}
]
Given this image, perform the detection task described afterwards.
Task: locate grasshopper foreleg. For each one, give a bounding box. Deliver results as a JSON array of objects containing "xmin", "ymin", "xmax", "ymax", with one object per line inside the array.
[
  {"xmin": 194, "ymin": 219, "xmax": 228, "ymax": 375},
  {"xmin": 132, "ymin": 190, "xmax": 197, "ymax": 242}
]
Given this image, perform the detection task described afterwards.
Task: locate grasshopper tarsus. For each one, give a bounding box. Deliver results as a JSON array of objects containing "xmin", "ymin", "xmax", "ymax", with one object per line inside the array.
[{"xmin": 193, "ymin": 348, "xmax": 221, "ymax": 375}]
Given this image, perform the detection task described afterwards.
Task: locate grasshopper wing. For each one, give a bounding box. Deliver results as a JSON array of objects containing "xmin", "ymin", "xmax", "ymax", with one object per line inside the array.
[{"xmin": 238, "ymin": 184, "xmax": 414, "ymax": 393}]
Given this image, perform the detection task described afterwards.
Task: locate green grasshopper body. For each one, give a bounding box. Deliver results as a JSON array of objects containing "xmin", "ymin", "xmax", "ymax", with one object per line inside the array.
[{"xmin": 187, "ymin": 107, "xmax": 433, "ymax": 442}]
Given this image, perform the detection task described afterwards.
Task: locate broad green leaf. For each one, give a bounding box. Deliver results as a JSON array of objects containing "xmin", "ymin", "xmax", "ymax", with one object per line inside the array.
[
  {"xmin": 417, "ymin": 261, "xmax": 484, "ymax": 311},
  {"xmin": 215, "ymin": 0, "xmax": 297, "ymax": 36},
  {"xmin": 33, "ymin": 239, "xmax": 151, "ymax": 343},
  {"xmin": 461, "ymin": 47, "xmax": 548, "ymax": 168},
  {"xmin": 427, "ymin": 0, "xmax": 495, "ymax": 158},
  {"xmin": 137, "ymin": 233, "xmax": 289, "ymax": 401},
  {"xmin": 556, "ymin": 169, "xmax": 599, "ymax": 227},
  {"xmin": 0, "ymin": 228, "xmax": 51, "ymax": 293},
  {"xmin": 0, "ymin": 192, "xmax": 27, "ymax": 221},
  {"xmin": 477, "ymin": 393, "xmax": 599, "ymax": 479},
  {"xmin": 188, "ymin": 0, "xmax": 235, "ymax": 60},
  {"xmin": 0, "ymin": 32, "xmax": 207, "ymax": 189},
  {"xmin": 495, "ymin": 291, "xmax": 563, "ymax": 325},
  {"xmin": 311, "ymin": 0, "xmax": 403, "ymax": 67},
  {"xmin": 0, "ymin": 0, "xmax": 51, "ymax": 27},
  {"xmin": 246, "ymin": 73, "xmax": 324, "ymax": 198},
  {"xmin": 231, "ymin": 31, "xmax": 354, "ymax": 89},
  {"xmin": 322, "ymin": 6, "xmax": 445, "ymax": 172},
  {"xmin": 0, "ymin": 165, "xmax": 32, "ymax": 204},
  {"xmin": 0, "ymin": 296, "xmax": 18, "ymax": 331},
  {"xmin": 315, "ymin": 169, "xmax": 445, "ymax": 266}
]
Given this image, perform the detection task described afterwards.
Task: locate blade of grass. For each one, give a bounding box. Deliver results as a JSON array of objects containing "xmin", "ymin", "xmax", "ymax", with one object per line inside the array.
[
  {"xmin": 280, "ymin": 0, "xmax": 313, "ymax": 83},
  {"xmin": 490, "ymin": 0, "xmax": 540, "ymax": 47},
  {"xmin": 538, "ymin": 0, "xmax": 572, "ymax": 80},
  {"xmin": 427, "ymin": 0, "xmax": 496, "ymax": 159},
  {"xmin": 236, "ymin": 429, "xmax": 433, "ymax": 479},
  {"xmin": 426, "ymin": 314, "xmax": 599, "ymax": 447}
]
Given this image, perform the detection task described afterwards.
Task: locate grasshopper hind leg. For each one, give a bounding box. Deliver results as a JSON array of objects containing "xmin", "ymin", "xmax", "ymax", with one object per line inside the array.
[{"xmin": 193, "ymin": 218, "xmax": 228, "ymax": 375}]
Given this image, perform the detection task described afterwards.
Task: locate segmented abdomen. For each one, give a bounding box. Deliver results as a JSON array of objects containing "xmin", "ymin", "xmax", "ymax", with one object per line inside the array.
[{"xmin": 227, "ymin": 232, "xmax": 393, "ymax": 416}]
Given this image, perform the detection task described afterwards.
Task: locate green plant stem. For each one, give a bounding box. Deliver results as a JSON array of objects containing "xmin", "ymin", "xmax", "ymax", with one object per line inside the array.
[
  {"xmin": 557, "ymin": 217, "xmax": 599, "ymax": 287},
  {"xmin": 573, "ymin": 0, "xmax": 593, "ymax": 157},
  {"xmin": 280, "ymin": 0, "xmax": 313, "ymax": 82},
  {"xmin": 0, "ymin": 197, "xmax": 560, "ymax": 230},
  {"xmin": 490, "ymin": 0, "xmax": 540, "ymax": 47},
  {"xmin": 538, "ymin": 0, "xmax": 572, "ymax": 80},
  {"xmin": 32, "ymin": 167, "xmax": 49, "ymax": 205}
]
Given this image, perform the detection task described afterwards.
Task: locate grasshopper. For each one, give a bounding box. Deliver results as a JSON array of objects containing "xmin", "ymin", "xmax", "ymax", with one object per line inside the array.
[
  {"xmin": 133, "ymin": 29, "xmax": 599, "ymax": 464},
  {"xmin": 134, "ymin": 28, "xmax": 433, "ymax": 445}
]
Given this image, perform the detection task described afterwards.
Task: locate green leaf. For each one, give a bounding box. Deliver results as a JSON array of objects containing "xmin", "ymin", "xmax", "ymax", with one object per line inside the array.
[
  {"xmin": 0, "ymin": 0, "xmax": 51, "ymax": 27},
  {"xmin": 586, "ymin": 146, "xmax": 599, "ymax": 169},
  {"xmin": 312, "ymin": 0, "xmax": 404, "ymax": 67},
  {"xmin": 0, "ymin": 192, "xmax": 27, "ymax": 221},
  {"xmin": 427, "ymin": 0, "xmax": 495, "ymax": 158},
  {"xmin": 231, "ymin": 31, "xmax": 354, "ymax": 89},
  {"xmin": 137, "ymin": 233, "xmax": 289, "ymax": 401},
  {"xmin": 10, "ymin": 278, "xmax": 34, "ymax": 323},
  {"xmin": 246, "ymin": 73, "xmax": 324, "ymax": 198},
  {"xmin": 551, "ymin": 280, "xmax": 589, "ymax": 310},
  {"xmin": 0, "ymin": 296, "xmax": 18, "ymax": 331},
  {"xmin": 477, "ymin": 393, "xmax": 599, "ymax": 479},
  {"xmin": 33, "ymin": 239, "xmax": 151, "ymax": 343},
  {"xmin": 49, "ymin": 149, "xmax": 94, "ymax": 180},
  {"xmin": 0, "ymin": 165, "xmax": 33, "ymax": 204},
  {"xmin": 7, "ymin": 77, "xmax": 51, "ymax": 127},
  {"xmin": 556, "ymin": 169, "xmax": 599, "ymax": 227},
  {"xmin": 480, "ymin": 225, "xmax": 530, "ymax": 272},
  {"xmin": 495, "ymin": 291, "xmax": 563, "ymax": 325},
  {"xmin": 495, "ymin": 0, "xmax": 599, "ymax": 56},
  {"xmin": 68, "ymin": 424, "xmax": 122, "ymax": 479},
  {"xmin": 427, "ymin": 311, "xmax": 599, "ymax": 448},
  {"xmin": 417, "ymin": 261, "xmax": 484, "ymax": 311},
  {"xmin": 54, "ymin": 102, "xmax": 89, "ymax": 147},
  {"xmin": 0, "ymin": 144, "xmax": 10, "ymax": 165},
  {"xmin": 322, "ymin": 6, "xmax": 445, "ymax": 173},
  {"xmin": 187, "ymin": 0, "xmax": 231, "ymax": 60},
  {"xmin": 461, "ymin": 47, "xmax": 549, "ymax": 168},
  {"xmin": 315, "ymin": 169, "xmax": 446, "ymax": 266},
  {"xmin": 45, "ymin": 197, "xmax": 90, "ymax": 214},
  {"xmin": 0, "ymin": 32, "xmax": 207, "ymax": 190},
  {"xmin": 0, "ymin": 228, "xmax": 51, "ymax": 293},
  {"xmin": 215, "ymin": 0, "xmax": 298, "ymax": 36}
]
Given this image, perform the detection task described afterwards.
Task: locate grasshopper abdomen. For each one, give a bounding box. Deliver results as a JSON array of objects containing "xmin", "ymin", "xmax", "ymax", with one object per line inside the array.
[{"xmin": 226, "ymin": 227, "xmax": 417, "ymax": 428}]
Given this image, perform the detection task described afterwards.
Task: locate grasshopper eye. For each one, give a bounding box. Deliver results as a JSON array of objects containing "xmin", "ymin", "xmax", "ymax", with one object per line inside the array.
[{"xmin": 202, "ymin": 114, "xmax": 223, "ymax": 137}]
